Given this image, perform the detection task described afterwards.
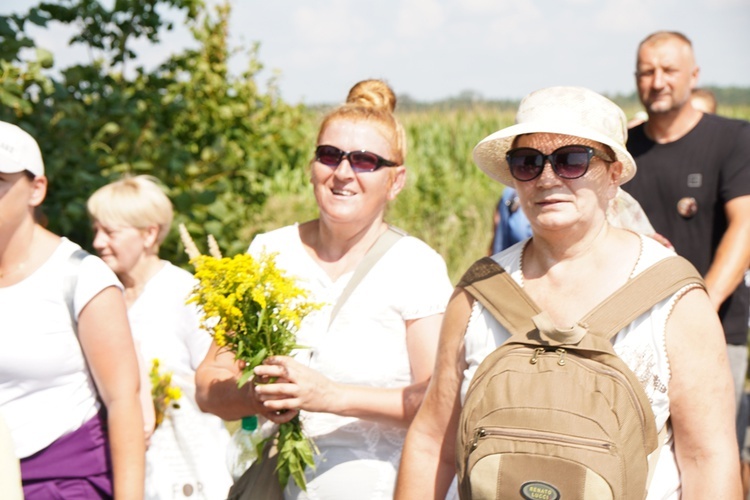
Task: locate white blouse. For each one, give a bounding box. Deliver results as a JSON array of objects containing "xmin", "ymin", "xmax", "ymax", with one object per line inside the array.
[{"xmin": 249, "ymin": 224, "xmax": 453, "ymax": 500}]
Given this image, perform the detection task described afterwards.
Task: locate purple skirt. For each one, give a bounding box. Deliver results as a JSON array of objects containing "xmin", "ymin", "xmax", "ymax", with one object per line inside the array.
[{"xmin": 20, "ymin": 411, "xmax": 113, "ymax": 499}]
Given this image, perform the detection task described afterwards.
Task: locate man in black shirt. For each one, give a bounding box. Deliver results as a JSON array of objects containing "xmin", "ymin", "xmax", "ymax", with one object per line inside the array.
[{"xmin": 624, "ymin": 31, "xmax": 750, "ymax": 426}]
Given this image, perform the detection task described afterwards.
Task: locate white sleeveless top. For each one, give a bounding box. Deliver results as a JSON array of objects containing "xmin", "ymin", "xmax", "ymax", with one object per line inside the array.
[{"xmin": 458, "ymin": 235, "xmax": 696, "ymax": 500}]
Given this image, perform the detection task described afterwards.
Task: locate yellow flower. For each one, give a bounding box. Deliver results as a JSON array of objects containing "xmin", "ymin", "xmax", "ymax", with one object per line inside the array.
[
  {"xmin": 166, "ymin": 386, "xmax": 182, "ymax": 401},
  {"xmin": 149, "ymin": 358, "xmax": 182, "ymax": 428},
  {"xmin": 186, "ymin": 250, "xmax": 321, "ymax": 379},
  {"xmin": 180, "ymin": 225, "xmax": 323, "ymax": 492}
]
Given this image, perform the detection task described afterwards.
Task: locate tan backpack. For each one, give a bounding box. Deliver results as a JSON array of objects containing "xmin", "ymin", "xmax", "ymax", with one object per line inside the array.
[{"xmin": 455, "ymin": 255, "xmax": 704, "ymax": 500}]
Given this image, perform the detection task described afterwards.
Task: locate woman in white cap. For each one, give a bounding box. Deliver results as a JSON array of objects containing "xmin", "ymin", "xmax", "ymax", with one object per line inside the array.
[
  {"xmin": 0, "ymin": 121, "xmax": 145, "ymax": 498},
  {"xmin": 395, "ymin": 87, "xmax": 740, "ymax": 499}
]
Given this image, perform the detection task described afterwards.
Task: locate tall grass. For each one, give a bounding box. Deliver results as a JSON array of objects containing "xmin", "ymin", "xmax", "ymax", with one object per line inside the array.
[{"xmin": 390, "ymin": 108, "xmax": 514, "ymax": 282}]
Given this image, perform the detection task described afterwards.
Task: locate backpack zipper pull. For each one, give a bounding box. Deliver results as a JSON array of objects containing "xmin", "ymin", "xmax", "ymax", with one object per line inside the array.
[
  {"xmin": 530, "ymin": 347, "xmax": 545, "ymax": 364},
  {"xmin": 471, "ymin": 428, "xmax": 486, "ymax": 450},
  {"xmin": 556, "ymin": 348, "xmax": 567, "ymax": 366}
]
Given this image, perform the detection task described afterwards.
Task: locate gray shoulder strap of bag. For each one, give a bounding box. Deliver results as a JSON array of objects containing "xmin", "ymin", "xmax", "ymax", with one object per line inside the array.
[
  {"xmin": 459, "ymin": 254, "xmax": 705, "ymax": 341},
  {"xmin": 328, "ymin": 226, "xmax": 406, "ymax": 328},
  {"xmin": 64, "ymin": 248, "xmax": 90, "ymax": 331}
]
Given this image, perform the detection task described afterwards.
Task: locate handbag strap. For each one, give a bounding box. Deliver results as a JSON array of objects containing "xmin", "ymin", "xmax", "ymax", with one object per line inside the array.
[{"xmin": 328, "ymin": 226, "xmax": 405, "ymax": 328}]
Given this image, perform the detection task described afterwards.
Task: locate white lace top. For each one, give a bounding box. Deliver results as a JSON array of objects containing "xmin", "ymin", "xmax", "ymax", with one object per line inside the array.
[
  {"xmin": 249, "ymin": 224, "xmax": 453, "ymax": 500},
  {"xmin": 458, "ymin": 235, "xmax": 694, "ymax": 500}
]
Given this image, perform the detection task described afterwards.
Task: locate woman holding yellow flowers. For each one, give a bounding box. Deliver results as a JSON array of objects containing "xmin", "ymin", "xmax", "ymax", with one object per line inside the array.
[
  {"xmin": 196, "ymin": 79, "xmax": 453, "ymax": 499},
  {"xmin": 87, "ymin": 176, "xmax": 232, "ymax": 499}
]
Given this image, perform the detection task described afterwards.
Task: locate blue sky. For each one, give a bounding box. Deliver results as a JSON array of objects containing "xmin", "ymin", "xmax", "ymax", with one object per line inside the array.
[{"xmin": 5, "ymin": 0, "xmax": 750, "ymax": 104}]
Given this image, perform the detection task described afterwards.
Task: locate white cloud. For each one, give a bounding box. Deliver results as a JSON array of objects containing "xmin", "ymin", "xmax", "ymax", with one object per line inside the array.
[
  {"xmin": 593, "ymin": 0, "xmax": 658, "ymax": 34},
  {"xmin": 480, "ymin": 1, "xmax": 545, "ymax": 50},
  {"xmin": 372, "ymin": 39, "xmax": 400, "ymax": 58},
  {"xmin": 458, "ymin": 0, "xmax": 525, "ymax": 14},
  {"xmin": 3, "ymin": 0, "xmax": 747, "ymax": 104},
  {"xmin": 700, "ymin": 0, "xmax": 746, "ymax": 7},
  {"xmin": 563, "ymin": 0, "xmax": 599, "ymax": 5},
  {"xmin": 292, "ymin": 3, "xmax": 371, "ymax": 45},
  {"xmin": 396, "ymin": 0, "xmax": 446, "ymax": 38}
]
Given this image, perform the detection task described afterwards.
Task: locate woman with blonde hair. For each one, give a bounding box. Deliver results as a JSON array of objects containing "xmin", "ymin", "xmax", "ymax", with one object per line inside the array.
[
  {"xmin": 88, "ymin": 175, "xmax": 232, "ymax": 499},
  {"xmin": 196, "ymin": 79, "xmax": 453, "ymax": 499}
]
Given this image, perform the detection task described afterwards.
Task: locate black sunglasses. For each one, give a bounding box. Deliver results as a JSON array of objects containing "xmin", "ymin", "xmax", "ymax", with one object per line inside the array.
[
  {"xmin": 506, "ymin": 145, "xmax": 614, "ymax": 182},
  {"xmin": 315, "ymin": 145, "xmax": 398, "ymax": 173}
]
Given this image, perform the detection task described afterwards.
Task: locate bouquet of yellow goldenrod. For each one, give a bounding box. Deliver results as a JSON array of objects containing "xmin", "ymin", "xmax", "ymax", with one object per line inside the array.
[
  {"xmin": 179, "ymin": 225, "xmax": 321, "ymax": 491},
  {"xmin": 150, "ymin": 358, "xmax": 182, "ymax": 428}
]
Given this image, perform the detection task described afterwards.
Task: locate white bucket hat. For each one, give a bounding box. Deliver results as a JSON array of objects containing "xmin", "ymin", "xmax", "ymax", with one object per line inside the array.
[
  {"xmin": 473, "ymin": 86, "xmax": 636, "ymax": 186},
  {"xmin": 0, "ymin": 121, "xmax": 45, "ymax": 177}
]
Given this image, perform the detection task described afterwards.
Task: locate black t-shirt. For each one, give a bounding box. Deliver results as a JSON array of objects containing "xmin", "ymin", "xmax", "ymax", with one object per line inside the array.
[{"xmin": 624, "ymin": 113, "xmax": 750, "ymax": 344}]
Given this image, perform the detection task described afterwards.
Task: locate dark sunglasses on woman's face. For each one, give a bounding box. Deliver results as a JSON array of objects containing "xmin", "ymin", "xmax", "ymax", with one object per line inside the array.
[
  {"xmin": 506, "ymin": 145, "xmax": 613, "ymax": 182},
  {"xmin": 315, "ymin": 145, "xmax": 398, "ymax": 173}
]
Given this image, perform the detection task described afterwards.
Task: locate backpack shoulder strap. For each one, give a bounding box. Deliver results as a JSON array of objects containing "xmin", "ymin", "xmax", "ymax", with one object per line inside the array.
[
  {"xmin": 582, "ymin": 255, "xmax": 705, "ymax": 340},
  {"xmin": 328, "ymin": 225, "xmax": 405, "ymax": 328},
  {"xmin": 457, "ymin": 256, "xmax": 539, "ymax": 337},
  {"xmin": 457, "ymin": 254, "xmax": 705, "ymax": 343}
]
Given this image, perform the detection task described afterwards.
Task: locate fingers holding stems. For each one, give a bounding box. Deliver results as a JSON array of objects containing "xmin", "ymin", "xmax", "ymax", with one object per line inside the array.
[{"xmin": 253, "ymin": 356, "xmax": 335, "ymax": 415}]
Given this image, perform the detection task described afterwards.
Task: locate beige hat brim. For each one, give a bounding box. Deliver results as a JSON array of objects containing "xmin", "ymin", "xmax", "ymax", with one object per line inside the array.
[{"xmin": 473, "ymin": 122, "xmax": 636, "ymax": 186}]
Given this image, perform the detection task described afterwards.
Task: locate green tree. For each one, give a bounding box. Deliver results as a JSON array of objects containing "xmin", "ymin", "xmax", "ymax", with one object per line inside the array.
[{"xmin": 0, "ymin": 0, "xmax": 314, "ymax": 263}]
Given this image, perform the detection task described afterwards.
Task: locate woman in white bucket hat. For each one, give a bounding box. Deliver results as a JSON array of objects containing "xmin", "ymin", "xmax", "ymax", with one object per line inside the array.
[{"xmin": 396, "ymin": 87, "xmax": 740, "ymax": 499}]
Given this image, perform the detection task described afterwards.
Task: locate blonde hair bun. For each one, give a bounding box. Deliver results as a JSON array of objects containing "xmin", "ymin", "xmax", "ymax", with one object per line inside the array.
[
  {"xmin": 316, "ymin": 78, "xmax": 406, "ymax": 164},
  {"xmin": 345, "ymin": 79, "xmax": 397, "ymax": 113}
]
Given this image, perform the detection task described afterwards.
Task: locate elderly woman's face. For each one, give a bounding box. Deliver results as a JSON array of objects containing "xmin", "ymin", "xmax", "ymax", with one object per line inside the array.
[
  {"xmin": 91, "ymin": 221, "xmax": 154, "ymax": 277},
  {"xmin": 512, "ymin": 133, "xmax": 621, "ymax": 233},
  {"xmin": 311, "ymin": 118, "xmax": 405, "ymax": 228}
]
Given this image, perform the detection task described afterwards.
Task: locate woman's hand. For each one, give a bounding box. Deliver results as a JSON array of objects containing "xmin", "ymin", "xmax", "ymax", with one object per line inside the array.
[
  {"xmin": 253, "ymin": 356, "xmax": 337, "ymax": 416},
  {"xmin": 649, "ymin": 232, "xmax": 674, "ymax": 250},
  {"xmin": 253, "ymin": 313, "xmax": 446, "ymax": 428}
]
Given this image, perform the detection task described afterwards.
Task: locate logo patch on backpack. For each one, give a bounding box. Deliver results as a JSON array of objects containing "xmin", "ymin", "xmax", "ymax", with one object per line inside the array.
[{"xmin": 520, "ymin": 481, "xmax": 559, "ymax": 500}]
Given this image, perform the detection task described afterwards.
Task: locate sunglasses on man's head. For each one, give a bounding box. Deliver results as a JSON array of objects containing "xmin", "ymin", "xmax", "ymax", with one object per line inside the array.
[
  {"xmin": 506, "ymin": 145, "xmax": 614, "ymax": 182},
  {"xmin": 315, "ymin": 145, "xmax": 398, "ymax": 173}
]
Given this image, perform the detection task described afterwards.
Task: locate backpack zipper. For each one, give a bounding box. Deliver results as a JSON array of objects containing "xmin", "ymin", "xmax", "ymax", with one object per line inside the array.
[
  {"xmin": 473, "ymin": 347, "xmax": 650, "ymax": 436},
  {"xmin": 530, "ymin": 347, "xmax": 566, "ymax": 365},
  {"xmin": 529, "ymin": 350, "xmax": 651, "ymax": 442},
  {"xmin": 470, "ymin": 426, "xmax": 613, "ymax": 454},
  {"xmin": 464, "ymin": 348, "xmax": 651, "ymax": 460},
  {"xmin": 573, "ymin": 356, "xmax": 651, "ymax": 436}
]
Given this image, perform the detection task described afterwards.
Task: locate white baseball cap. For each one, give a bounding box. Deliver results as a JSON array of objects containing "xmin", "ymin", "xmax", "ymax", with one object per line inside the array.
[
  {"xmin": 473, "ymin": 86, "xmax": 636, "ymax": 186},
  {"xmin": 0, "ymin": 121, "xmax": 45, "ymax": 177}
]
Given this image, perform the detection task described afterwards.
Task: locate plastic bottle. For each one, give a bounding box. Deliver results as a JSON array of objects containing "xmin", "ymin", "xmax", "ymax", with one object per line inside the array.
[{"xmin": 226, "ymin": 415, "xmax": 264, "ymax": 481}]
